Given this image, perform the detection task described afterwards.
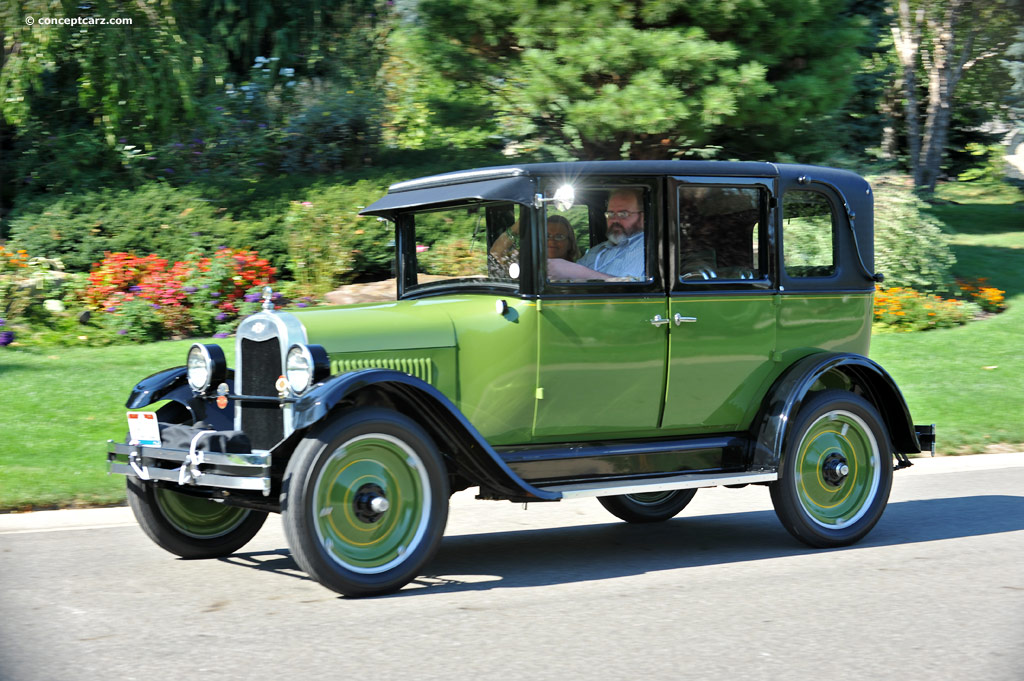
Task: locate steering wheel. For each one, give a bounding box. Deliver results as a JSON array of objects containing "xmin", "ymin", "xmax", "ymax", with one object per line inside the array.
[{"xmin": 682, "ymin": 266, "xmax": 717, "ymax": 281}]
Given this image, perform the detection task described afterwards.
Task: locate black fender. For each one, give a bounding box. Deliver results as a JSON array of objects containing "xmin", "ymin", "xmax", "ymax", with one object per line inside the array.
[
  {"xmin": 292, "ymin": 369, "xmax": 559, "ymax": 501},
  {"xmin": 752, "ymin": 352, "xmax": 921, "ymax": 471},
  {"xmin": 124, "ymin": 366, "xmax": 234, "ymax": 431}
]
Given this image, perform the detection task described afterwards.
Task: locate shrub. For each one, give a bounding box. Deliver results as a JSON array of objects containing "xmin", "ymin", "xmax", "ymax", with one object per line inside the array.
[
  {"xmin": 283, "ymin": 180, "xmax": 394, "ymax": 294},
  {"xmin": 869, "ymin": 175, "xmax": 956, "ymax": 292},
  {"xmin": 0, "ymin": 245, "xmax": 66, "ymax": 333},
  {"xmin": 419, "ymin": 238, "xmax": 484, "ymax": 276},
  {"xmin": 873, "ymin": 285, "xmax": 980, "ymax": 332},
  {"xmin": 279, "ymin": 89, "xmax": 380, "ymax": 174},
  {"xmin": 6, "ymin": 183, "xmax": 239, "ymax": 272}
]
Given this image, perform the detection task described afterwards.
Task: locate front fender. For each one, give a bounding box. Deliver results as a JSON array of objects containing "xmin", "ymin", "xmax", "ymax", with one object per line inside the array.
[
  {"xmin": 124, "ymin": 366, "xmax": 234, "ymax": 431},
  {"xmin": 752, "ymin": 352, "xmax": 921, "ymax": 471},
  {"xmin": 292, "ymin": 370, "xmax": 559, "ymax": 501}
]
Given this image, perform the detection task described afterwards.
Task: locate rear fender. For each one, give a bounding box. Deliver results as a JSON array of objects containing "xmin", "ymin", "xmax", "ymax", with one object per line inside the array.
[
  {"xmin": 292, "ymin": 369, "xmax": 559, "ymax": 501},
  {"xmin": 752, "ymin": 352, "xmax": 921, "ymax": 471}
]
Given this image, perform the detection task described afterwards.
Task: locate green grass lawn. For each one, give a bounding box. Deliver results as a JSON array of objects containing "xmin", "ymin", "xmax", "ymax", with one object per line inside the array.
[
  {"xmin": 1, "ymin": 180, "xmax": 1021, "ymax": 511},
  {"xmin": 0, "ymin": 339, "xmax": 235, "ymax": 510},
  {"xmin": 870, "ymin": 180, "xmax": 1024, "ymax": 453}
]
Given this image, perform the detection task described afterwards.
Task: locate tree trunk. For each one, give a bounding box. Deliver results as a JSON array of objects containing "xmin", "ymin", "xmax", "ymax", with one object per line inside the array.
[{"xmin": 891, "ymin": 0, "xmax": 923, "ymax": 183}]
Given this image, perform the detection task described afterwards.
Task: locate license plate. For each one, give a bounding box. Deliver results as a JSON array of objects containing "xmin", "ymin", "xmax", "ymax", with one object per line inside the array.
[{"xmin": 127, "ymin": 411, "xmax": 161, "ymax": 447}]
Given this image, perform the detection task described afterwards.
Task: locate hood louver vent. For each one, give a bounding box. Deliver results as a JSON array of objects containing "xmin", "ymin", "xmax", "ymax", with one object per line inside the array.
[{"xmin": 332, "ymin": 357, "xmax": 433, "ymax": 384}]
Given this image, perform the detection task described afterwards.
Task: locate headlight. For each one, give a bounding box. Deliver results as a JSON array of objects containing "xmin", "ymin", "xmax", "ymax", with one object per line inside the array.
[
  {"xmin": 186, "ymin": 343, "xmax": 226, "ymax": 393},
  {"xmin": 285, "ymin": 344, "xmax": 329, "ymax": 395}
]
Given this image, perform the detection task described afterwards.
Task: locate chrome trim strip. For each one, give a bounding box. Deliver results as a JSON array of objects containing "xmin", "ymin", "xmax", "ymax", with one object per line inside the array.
[
  {"xmin": 389, "ymin": 167, "xmax": 525, "ymax": 192},
  {"xmin": 539, "ymin": 471, "xmax": 778, "ymax": 499}
]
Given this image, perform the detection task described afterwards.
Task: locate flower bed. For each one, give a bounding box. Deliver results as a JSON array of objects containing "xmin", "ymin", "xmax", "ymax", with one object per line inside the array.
[{"xmin": 84, "ymin": 249, "xmax": 276, "ymax": 341}]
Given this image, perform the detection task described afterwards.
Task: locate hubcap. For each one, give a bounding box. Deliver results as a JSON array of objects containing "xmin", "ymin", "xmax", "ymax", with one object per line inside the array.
[
  {"xmin": 794, "ymin": 410, "xmax": 881, "ymax": 529},
  {"xmin": 821, "ymin": 453, "xmax": 850, "ymax": 486},
  {"xmin": 154, "ymin": 488, "xmax": 250, "ymax": 539},
  {"xmin": 312, "ymin": 434, "xmax": 431, "ymax": 574}
]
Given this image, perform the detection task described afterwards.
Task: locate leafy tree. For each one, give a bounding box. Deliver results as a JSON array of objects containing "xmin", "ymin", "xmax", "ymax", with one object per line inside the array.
[
  {"xmin": 396, "ymin": 0, "xmax": 872, "ymax": 160},
  {"xmin": 888, "ymin": 0, "xmax": 1022, "ymax": 195}
]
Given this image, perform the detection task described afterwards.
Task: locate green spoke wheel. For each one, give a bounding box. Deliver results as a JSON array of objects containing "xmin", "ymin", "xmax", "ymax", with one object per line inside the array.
[
  {"xmin": 283, "ymin": 407, "xmax": 449, "ymax": 597},
  {"xmin": 770, "ymin": 390, "xmax": 893, "ymax": 548},
  {"xmin": 154, "ymin": 488, "xmax": 253, "ymax": 538},
  {"xmin": 127, "ymin": 478, "xmax": 267, "ymax": 559},
  {"xmin": 598, "ymin": 489, "xmax": 697, "ymax": 523}
]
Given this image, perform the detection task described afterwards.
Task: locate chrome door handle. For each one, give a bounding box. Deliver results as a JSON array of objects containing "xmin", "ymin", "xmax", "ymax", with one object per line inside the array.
[
  {"xmin": 649, "ymin": 315, "xmax": 671, "ymax": 327},
  {"xmin": 674, "ymin": 313, "xmax": 697, "ymax": 325}
]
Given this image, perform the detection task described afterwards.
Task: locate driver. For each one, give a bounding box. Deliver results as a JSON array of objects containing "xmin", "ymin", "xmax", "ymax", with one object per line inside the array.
[{"xmin": 547, "ymin": 188, "xmax": 645, "ymax": 281}]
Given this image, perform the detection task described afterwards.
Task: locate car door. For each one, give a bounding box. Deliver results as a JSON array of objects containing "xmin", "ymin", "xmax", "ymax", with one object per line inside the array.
[
  {"xmin": 532, "ymin": 179, "xmax": 669, "ymax": 440},
  {"xmin": 661, "ymin": 177, "xmax": 780, "ymax": 434}
]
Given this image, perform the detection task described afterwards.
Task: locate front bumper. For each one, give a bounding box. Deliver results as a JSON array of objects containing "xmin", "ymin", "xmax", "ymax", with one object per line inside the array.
[{"xmin": 107, "ymin": 440, "xmax": 271, "ymax": 495}]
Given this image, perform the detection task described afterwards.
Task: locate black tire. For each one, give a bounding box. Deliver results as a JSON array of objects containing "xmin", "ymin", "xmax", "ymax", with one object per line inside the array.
[
  {"xmin": 126, "ymin": 476, "xmax": 268, "ymax": 559},
  {"xmin": 597, "ymin": 489, "xmax": 697, "ymax": 523},
  {"xmin": 769, "ymin": 390, "xmax": 894, "ymax": 548},
  {"xmin": 281, "ymin": 407, "xmax": 449, "ymax": 598}
]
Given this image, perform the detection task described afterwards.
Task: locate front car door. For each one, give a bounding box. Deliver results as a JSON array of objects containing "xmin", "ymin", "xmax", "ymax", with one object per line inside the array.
[
  {"xmin": 532, "ymin": 177, "xmax": 669, "ymax": 441},
  {"xmin": 662, "ymin": 177, "xmax": 780, "ymax": 435}
]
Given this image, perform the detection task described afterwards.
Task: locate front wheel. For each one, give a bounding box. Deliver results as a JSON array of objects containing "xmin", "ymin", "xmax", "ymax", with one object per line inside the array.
[
  {"xmin": 281, "ymin": 407, "xmax": 449, "ymax": 598},
  {"xmin": 769, "ymin": 390, "xmax": 893, "ymax": 548},
  {"xmin": 598, "ymin": 489, "xmax": 697, "ymax": 523},
  {"xmin": 126, "ymin": 477, "xmax": 267, "ymax": 559}
]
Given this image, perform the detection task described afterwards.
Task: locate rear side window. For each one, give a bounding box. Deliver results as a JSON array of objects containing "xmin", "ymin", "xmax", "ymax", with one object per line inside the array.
[
  {"xmin": 782, "ymin": 191, "xmax": 836, "ymax": 278},
  {"xmin": 678, "ymin": 185, "xmax": 766, "ymax": 282}
]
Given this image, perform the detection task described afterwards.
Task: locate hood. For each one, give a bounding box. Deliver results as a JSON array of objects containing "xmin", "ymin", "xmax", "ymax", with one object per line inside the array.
[{"xmin": 288, "ymin": 299, "xmax": 457, "ymax": 354}]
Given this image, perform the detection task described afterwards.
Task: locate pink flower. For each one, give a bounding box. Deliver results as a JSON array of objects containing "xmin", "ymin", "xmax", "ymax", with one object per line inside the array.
[{"xmin": 416, "ymin": 244, "xmax": 429, "ymax": 253}]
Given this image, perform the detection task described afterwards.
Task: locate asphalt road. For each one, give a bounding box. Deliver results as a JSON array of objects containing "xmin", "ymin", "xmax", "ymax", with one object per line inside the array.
[{"xmin": 1, "ymin": 454, "xmax": 1022, "ymax": 681}]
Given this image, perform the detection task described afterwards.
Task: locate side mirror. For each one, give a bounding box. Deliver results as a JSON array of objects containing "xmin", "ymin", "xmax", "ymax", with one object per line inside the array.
[
  {"xmin": 552, "ymin": 184, "xmax": 575, "ymax": 212},
  {"xmin": 534, "ymin": 185, "xmax": 576, "ymax": 212}
]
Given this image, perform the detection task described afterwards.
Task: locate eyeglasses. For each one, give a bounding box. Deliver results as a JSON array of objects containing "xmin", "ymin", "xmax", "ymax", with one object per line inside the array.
[
  {"xmin": 547, "ymin": 233, "xmax": 568, "ymax": 242},
  {"xmin": 604, "ymin": 210, "xmax": 642, "ymax": 219}
]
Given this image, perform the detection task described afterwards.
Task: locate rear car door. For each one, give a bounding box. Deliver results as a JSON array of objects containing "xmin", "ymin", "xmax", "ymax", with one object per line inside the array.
[{"xmin": 662, "ymin": 177, "xmax": 780, "ymax": 434}]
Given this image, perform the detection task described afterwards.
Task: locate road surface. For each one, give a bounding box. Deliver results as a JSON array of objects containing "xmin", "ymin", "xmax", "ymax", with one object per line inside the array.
[{"xmin": 1, "ymin": 453, "xmax": 1021, "ymax": 681}]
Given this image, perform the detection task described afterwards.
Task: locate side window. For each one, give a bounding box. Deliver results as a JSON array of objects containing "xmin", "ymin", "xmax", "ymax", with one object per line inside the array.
[
  {"xmin": 678, "ymin": 185, "xmax": 765, "ymax": 282},
  {"xmin": 545, "ymin": 185, "xmax": 651, "ymax": 283},
  {"xmin": 782, "ymin": 190, "xmax": 836, "ymax": 278}
]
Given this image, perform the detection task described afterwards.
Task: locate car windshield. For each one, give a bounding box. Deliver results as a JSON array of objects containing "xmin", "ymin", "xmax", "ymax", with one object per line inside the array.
[{"xmin": 403, "ymin": 201, "xmax": 524, "ymax": 293}]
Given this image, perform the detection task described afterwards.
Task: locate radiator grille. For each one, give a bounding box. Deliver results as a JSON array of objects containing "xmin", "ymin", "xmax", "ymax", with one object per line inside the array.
[
  {"xmin": 240, "ymin": 337, "xmax": 284, "ymax": 449},
  {"xmin": 333, "ymin": 357, "xmax": 433, "ymax": 384}
]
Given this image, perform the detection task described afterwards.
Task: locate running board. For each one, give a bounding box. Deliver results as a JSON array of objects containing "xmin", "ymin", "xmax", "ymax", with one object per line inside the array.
[{"xmin": 538, "ymin": 471, "xmax": 778, "ymax": 500}]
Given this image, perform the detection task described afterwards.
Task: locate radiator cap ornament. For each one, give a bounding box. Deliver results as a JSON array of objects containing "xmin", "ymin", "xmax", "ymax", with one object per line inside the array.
[{"xmin": 262, "ymin": 286, "xmax": 275, "ymax": 311}]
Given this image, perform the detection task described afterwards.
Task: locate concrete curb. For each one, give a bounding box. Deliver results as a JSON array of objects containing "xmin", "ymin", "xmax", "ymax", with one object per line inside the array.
[{"xmin": 1, "ymin": 452, "xmax": 1020, "ymax": 535}]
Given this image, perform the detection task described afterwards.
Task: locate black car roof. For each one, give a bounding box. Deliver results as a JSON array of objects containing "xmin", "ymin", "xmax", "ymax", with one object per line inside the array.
[{"xmin": 361, "ymin": 161, "xmax": 867, "ymax": 219}]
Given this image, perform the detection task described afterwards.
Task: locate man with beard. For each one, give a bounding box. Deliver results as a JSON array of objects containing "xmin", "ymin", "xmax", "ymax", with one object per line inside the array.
[{"xmin": 546, "ymin": 188, "xmax": 646, "ymax": 281}]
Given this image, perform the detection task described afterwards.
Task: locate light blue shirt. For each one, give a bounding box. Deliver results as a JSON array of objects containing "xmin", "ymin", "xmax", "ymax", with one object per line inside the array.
[{"xmin": 578, "ymin": 232, "xmax": 646, "ymax": 279}]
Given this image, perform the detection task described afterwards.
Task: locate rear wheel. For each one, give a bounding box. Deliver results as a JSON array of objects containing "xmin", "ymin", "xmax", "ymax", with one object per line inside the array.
[
  {"xmin": 597, "ymin": 489, "xmax": 697, "ymax": 523},
  {"xmin": 126, "ymin": 477, "xmax": 267, "ymax": 559},
  {"xmin": 769, "ymin": 390, "xmax": 893, "ymax": 548},
  {"xmin": 281, "ymin": 407, "xmax": 449, "ymax": 598}
]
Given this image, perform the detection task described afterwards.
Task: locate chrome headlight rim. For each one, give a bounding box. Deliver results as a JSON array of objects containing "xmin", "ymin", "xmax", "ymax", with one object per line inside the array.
[
  {"xmin": 186, "ymin": 343, "xmax": 227, "ymax": 393},
  {"xmin": 285, "ymin": 343, "xmax": 330, "ymax": 395}
]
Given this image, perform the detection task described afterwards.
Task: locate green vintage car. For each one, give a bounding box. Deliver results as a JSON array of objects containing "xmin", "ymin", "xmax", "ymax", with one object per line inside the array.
[{"xmin": 107, "ymin": 161, "xmax": 934, "ymax": 597}]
